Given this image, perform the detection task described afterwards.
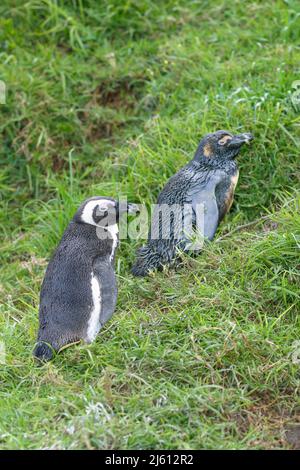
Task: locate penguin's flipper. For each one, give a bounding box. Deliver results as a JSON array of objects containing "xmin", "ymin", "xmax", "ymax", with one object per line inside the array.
[
  {"xmin": 203, "ymin": 194, "xmax": 220, "ymax": 241},
  {"xmin": 192, "ymin": 190, "xmax": 219, "ymax": 241},
  {"xmin": 93, "ymin": 258, "xmax": 118, "ymax": 326}
]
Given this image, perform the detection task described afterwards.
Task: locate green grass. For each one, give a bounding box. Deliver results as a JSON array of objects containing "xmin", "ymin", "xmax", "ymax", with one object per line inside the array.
[{"xmin": 0, "ymin": 0, "xmax": 300, "ymax": 449}]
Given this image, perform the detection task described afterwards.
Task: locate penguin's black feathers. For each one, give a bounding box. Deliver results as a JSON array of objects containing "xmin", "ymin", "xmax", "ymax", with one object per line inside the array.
[
  {"xmin": 132, "ymin": 130, "xmax": 253, "ymax": 276},
  {"xmin": 33, "ymin": 197, "xmax": 139, "ymax": 362}
]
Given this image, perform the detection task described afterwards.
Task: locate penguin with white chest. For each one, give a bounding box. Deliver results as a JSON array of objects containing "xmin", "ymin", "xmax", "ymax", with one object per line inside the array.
[{"xmin": 33, "ymin": 196, "xmax": 139, "ymax": 362}]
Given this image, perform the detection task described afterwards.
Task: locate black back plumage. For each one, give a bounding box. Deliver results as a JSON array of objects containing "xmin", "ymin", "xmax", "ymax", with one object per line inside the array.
[
  {"xmin": 132, "ymin": 130, "xmax": 253, "ymax": 276},
  {"xmin": 33, "ymin": 197, "xmax": 129, "ymax": 362},
  {"xmin": 34, "ymin": 196, "xmax": 139, "ymax": 361},
  {"xmin": 33, "ymin": 221, "xmax": 114, "ymax": 361}
]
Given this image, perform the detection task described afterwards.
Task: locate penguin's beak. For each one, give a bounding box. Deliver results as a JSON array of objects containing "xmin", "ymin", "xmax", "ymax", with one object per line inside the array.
[
  {"xmin": 116, "ymin": 201, "xmax": 140, "ymax": 217},
  {"xmin": 228, "ymin": 133, "xmax": 254, "ymax": 148},
  {"xmin": 127, "ymin": 203, "xmax": 140, "ymax": 215}
]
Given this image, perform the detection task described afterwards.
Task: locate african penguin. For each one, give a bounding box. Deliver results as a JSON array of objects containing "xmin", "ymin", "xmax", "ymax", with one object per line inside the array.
[
  {"xmin": 131, "ymin": 130, "xmax": 253, "ymax": 276},
  {"xmin": 33, "ymin": 196, "xmax": 139, "ymax": 362}
]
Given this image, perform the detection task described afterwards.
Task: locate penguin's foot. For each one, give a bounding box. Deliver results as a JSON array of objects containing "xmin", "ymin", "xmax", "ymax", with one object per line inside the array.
[
  {"xmin": 131, "ymin": 261, "xmax": 150, "ymax": 277},
  {"xmin": 132, "ymin": 245, "xmax": 175, "ymax": 277},
  {"xmin": 33, "ymin": 341, "xmax": 55, "ymax": 363}
]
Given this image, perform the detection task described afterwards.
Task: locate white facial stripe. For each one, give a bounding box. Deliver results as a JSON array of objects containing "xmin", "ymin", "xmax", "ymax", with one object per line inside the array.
[
  {"xmin": 107, "ymin": 224, "xmax": 119, "ymax": 262},
  {"xmin": 86, "ymin": 273, "xmax": 102, "ymax": 343},
  {"xmin": 81, "ymin": 199, "xmax": 115, "ymax": 226}
]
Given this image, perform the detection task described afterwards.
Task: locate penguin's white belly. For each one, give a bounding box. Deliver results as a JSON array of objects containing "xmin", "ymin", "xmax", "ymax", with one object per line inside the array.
[{"xmin": 86, "ymin": 273, "xmax": 102, "ymax": 343}]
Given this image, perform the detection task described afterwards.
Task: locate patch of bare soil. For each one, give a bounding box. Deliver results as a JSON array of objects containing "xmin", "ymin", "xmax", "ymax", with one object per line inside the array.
[
  {"xmin": 229, "ymin": 391, "xmax": 300, "ymax": 449},
  {"xmin": 79, "ymin": 76, "xmax": 145, "ymax": 142},
  {"xmin": 284, "ymin": 425, "xmax": 300, "ymax": 449}
]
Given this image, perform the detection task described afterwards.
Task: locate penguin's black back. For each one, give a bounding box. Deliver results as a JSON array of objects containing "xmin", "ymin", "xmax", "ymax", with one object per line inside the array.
[
  {"xmin": 157, "ymin": 159, "xmax": 237, "ymax": 205},
  {"xmin": 157, "ymin": 161, "xmax": 208, "ymax": 205},
  {"xmin": 37, "ymin": 222, "xmax": 113, "ymax": 347},
  {"xmin": 131, "ymin": 158, "xmax": 238, "ymax": 276}
]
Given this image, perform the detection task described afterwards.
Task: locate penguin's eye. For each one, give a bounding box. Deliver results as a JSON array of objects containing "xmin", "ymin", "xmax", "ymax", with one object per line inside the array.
[
  {"xmin": 94, "ymin": 205, "xmax": 109, "ymax": 219},
  {"xmin": 218, "ymin": 135, "xmax": 232, "ymax": 146}
]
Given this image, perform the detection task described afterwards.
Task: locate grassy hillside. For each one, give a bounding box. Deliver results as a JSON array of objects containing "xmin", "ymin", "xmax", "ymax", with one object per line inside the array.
[{"xmin": 0, "ymin": 0, "xmax": 299, "ymax": 449}]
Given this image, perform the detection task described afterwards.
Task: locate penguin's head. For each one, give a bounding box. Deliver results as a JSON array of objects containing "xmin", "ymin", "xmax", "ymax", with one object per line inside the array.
[
  {"xmin": 194, "ymin": 130, "xmax": 253, "ymax": 162},
  {"xmin": 74, "ymin": 197, "xmax": 139, "ymax": 228}
]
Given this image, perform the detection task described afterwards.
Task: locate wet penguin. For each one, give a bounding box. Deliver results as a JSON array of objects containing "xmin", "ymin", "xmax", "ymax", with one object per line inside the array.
[
  {"xmin": 131, "ymin": 130, "xmax": 253, "ymax": 276},
  {"xmin": 33, "ymin": 197, "xmax": 139, "ymax": 362}
]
